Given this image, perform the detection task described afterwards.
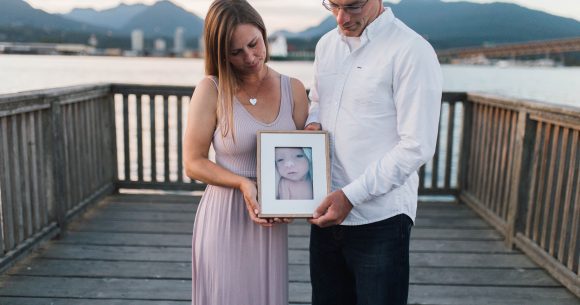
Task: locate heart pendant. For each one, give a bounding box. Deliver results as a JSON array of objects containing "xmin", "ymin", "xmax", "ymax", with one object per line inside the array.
[{"xmin": 249, "ymin": 98, "xmax": 257, "ymax": 105}]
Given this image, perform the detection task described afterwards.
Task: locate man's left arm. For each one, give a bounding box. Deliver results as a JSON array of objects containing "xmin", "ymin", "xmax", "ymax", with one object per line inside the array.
[{"xmin": 343, "ymin": 38, "xmax": 443, "ymax": 206}]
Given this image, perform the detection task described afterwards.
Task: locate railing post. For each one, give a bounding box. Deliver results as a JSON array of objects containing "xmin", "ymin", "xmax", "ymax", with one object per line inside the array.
[
  {"xmin": 107, "ymin": 90, "xmax": 119, "ymax": 192},
  {"xmin": 457, "ymin": 98, "xmax": 473, "ymax": 198},
  {"xmin": 505, "ymin": 110, "xmax": 534, "ymax": 248},
  {"xmin": 50, "ymin": 97, "xmax": 67, "ymax": 237}
]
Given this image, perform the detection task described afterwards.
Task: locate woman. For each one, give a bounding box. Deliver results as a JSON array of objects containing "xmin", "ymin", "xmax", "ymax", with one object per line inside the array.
[{"xmin": 183, "ymin": 0, "xmax": 309, "ymax": 304}]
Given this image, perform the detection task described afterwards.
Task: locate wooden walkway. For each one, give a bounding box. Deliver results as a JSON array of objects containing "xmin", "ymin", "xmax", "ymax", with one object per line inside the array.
[{"xmin": 0, "ymin": 193, "xmax": 577, "ymax": 305}]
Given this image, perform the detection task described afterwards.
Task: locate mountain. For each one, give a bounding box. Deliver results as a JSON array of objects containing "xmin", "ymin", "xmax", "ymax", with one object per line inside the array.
[
  {"xmin": 120, "ymin": 1, "xmax": 203, "ymax": 38},
  {"xmin": 392, "ymin": 0, "xmax": 580, "ymax": 49},
  {"xmin": 60, "ymin": 1, "xmax": 204, "ymax": 39},
  {"xmin": 0, "ymin": 0, "xmax": 101, "ymax": 32},
  {"xmin": 0, "ymin": 0, "xmax": 202, "ymax": 49},
  {"xmin": 286, "ymin": 0, "xmax": 580, "ymax": 49},
  {"xmin": 295, "ymin": 17, "xmax": 338, "ymax": 39},
  {"xmin": 63, "ymin": 3, "xmax": 148, "ymax": 30}
]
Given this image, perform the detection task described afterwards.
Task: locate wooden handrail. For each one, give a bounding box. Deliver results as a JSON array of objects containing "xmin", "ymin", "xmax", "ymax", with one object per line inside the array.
[
  {"xmin": 459, "ymin": 93, "xmax": 579, "ymax": 297},
  {"xmin": 0, "ymin": 84, "xmax": 116, "ymax": 272}
]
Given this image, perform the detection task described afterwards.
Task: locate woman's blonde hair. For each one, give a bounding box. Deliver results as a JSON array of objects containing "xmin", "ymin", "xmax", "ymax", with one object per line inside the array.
[{"xmin": 204, "ymin": 0, "xmax": 269, "ymax": 138}]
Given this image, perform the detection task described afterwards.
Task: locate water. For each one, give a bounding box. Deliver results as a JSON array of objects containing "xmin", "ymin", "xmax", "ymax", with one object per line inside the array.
[{"xmin": 1, "ymin": 54, "xmax": 579, "ymax": 108}]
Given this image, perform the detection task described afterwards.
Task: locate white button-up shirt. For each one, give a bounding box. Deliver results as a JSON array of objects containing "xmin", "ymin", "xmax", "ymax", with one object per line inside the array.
[{"xmin": 307, "ymin": 8, "xmax": 442, "ymax": 225}]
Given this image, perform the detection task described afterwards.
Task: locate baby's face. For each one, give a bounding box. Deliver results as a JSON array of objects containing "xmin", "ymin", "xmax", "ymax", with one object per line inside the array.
[{"xmin": 275, "ymin": 147, "xmax": 309, "ymax": 181}]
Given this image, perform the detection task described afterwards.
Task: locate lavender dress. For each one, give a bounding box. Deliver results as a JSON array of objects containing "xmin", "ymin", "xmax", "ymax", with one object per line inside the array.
[{"xmin": 191, "ymin": 75, "xmax": 296, "ymax": 305}]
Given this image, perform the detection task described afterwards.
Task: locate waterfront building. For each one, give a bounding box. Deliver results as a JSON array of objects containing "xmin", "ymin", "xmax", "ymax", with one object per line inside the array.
[
  {"xmin": 174, "ymin": 27, "xmax": 185, "ymax": 55},
  {"xmin": 131, "ymin": 29, "xmax": 144, "ymax": 54},
  {"xmin": 268, "ymin": 34, "xmax": 288, "ymax": 58}
]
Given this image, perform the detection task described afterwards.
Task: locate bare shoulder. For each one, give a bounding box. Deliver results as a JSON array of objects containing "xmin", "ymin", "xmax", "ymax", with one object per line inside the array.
[
  {"xmin": 191, "ymin": 77, "xmax": 219, "ymax": 109},
  {"xmin": 194, "ymin": 77, "xmax": 218, "ymax": 97},
  {"xmin": 290, "ymin": 77, "xmax": 308, "ymax": 102},
  {"xmin": 290, "ymin": 77, "xmax": 307, "ymax": 93}
]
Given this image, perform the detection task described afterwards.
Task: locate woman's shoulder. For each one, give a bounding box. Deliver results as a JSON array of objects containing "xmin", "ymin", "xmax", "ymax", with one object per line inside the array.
[
  {"xmin": 190, "ymin": 77, "xmax": 219, "ymax": 109},
  {"xmin": 198, "ymin": 75, "xmax": 218, "ymax": 89},
  {"xmin": 194, "ymin": 77, "xmax": 219, "ymax": 96},
  {"xmin": 289, "ymin": 77, "xmax": 306, "ymax": 92}
]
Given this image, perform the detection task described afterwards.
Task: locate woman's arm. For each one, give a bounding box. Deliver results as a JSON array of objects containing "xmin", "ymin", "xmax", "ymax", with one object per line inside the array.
[
  {"xmin": 183, "ymin": 78, "xmax": 243, "ymax": 188},
  {"xmin": 290, "ymin": 78, "xmax": 309, "ymax": 130},
  {"xmin": 183, "ymin": 77, "xmax": 270, "ymax": 226}
]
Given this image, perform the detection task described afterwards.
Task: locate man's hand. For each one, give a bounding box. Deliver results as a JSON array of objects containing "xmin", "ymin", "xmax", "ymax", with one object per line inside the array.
[
  {"xmin": 309, "ymin": 189, "xmax": 353, "ymax": 228},
  {"xmin": 304, "ymin": 122, "xmax": 322, "ymax": 131}
]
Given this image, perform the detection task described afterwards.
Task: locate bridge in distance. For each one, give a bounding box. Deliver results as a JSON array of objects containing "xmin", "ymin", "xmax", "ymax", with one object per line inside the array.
[{"xmin": 437, "ymin": 37, "xmax": 580, "ymax": 62}]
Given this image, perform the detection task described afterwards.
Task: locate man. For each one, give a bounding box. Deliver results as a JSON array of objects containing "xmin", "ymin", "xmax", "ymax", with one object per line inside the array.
[{"xmin": 305, "ymin": 0, "xmax": 442, "ymax": 304}]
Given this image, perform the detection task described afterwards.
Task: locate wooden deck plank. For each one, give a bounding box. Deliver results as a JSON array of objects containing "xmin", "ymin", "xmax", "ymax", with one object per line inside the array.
[
  {"xmin": 68, "ymin": 220, "xmax": 193, "ymax": 234},
  {"xmin": 98, "ymin": 200, "xmax": 461, "ymax": 214},
  {"xmin": 291, "ymin": 250, "xmax": 539, "ymax": 268},
  {"xmin": 111, "ymin": 193, "xmax": 456, "ymax": 206},
  {"xmin": 289, "ymin": 264, "xmax": 560, "ymax": 287},
  {"xmin": 10, "ymin": 258, "xmax": 555, "ymax": 287},
  {"xmin": 288, "ymin": 237, "xmax": 513, "ymax": 253},
  {"xmin": 407, "ymin": 285, "xmax": 579, "ymax": 305},
  {"xmin": 81, "ymin": 210, "xmax": 196, "ymax": 222},
  {"xmin": 56, "ymin": 231, "xmax": 509, "ymax": 253},
  {"xmin": 69, "ymin": 217, "xmax": 491, "ymax": 234},
  {"xmin": 33, "ymin": 244, "xmax": 540, "ymax": 269},
  {"xmin": 4, "ymin": 278, "xmax": 575, "ymax": 305},
  {"xmin": 87, "ymin": 206, "xmax": 477, "ymax": 222},
  {"xmin": 62, "ymin": 227, "xmax": 502, "ymax": 246},
  {"xmin": 58, "ymin": 232, "xmax": 191, "ymax": 247},
  {"xmin": 287, "ymin": 225, "xmax": 502, "ymax": 240},
  {"xmin": 7, "ymin": 259, "xmax": 191, "ymax": 279},
  {"xmin": 290, "ymin": 283, "xmax": 579, "ymax": 305},
  {"xmin": 0, "ymin": 298, "xmax": 190, "ymax": 305},
  {"xmin": 0, "ymin": 276, "xmax": 191, "ymax": 300},
  {"xmin": 107, "ymin": 193, "xmax": 200, "ymax": 204},
  {"xmin": 39, "ymin": 244, "xmax": 191, "ymax": 262}
]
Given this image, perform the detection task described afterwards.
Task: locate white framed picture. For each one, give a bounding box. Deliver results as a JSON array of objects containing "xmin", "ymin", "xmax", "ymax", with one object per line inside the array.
[{"xmin": 257, "ymin": 130, "xmax": 330, "ymax": 218}]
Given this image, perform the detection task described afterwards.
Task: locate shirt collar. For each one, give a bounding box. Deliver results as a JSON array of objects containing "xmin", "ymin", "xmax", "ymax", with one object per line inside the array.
[{"xmin": 338, "ymin": 7, "xmax": 395, "ymax": 43}]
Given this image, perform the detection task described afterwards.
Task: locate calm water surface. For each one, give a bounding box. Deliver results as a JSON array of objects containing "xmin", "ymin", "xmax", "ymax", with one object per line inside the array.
[{"xmin": 1, "ymin": 54, "xmax": 579, "ymax": 108}]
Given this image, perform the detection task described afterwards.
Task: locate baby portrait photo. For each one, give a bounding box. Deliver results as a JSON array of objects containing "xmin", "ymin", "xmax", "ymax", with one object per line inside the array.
[{"xmin": 275, "ymin": 147, "xmax": 313, "ymax": 200}]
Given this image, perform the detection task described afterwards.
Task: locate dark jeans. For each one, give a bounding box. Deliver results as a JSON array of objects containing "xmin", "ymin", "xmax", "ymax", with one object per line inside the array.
[{"xmin": 309, "ymin": 214, "xmax": 413, "ymax": 305}]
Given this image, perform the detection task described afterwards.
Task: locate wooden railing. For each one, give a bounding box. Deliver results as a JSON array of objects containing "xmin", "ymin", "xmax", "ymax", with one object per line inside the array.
[
  {"xmin": 110, "ymin": 84, "xmax": 204, "ymax": 191},
  {"xmin": 109, "ymin": 86, "xmax": 466, "ymax": 195},
  {"xmin": 419, "ymin": 93, "xmax": 466, "ymax": 195},
  {"xmin": 0, "ymin": 84, "xmax": 578, "ymax": 297},
  {"xmin": 0, "ymin": 84, "xmax": 116, "ymax": 271},
  {"xmin": 459, "ymin": 93, "xmax": 579, "ymax": 297}
]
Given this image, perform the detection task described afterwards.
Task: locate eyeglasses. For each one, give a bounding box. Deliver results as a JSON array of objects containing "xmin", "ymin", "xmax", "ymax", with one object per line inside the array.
[{"xmin": 322, "ymin": 0, "xmax": 369, "ymax": 14}]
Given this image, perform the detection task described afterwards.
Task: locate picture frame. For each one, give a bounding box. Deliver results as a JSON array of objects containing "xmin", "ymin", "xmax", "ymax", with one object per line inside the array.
[{"xmin": 257, "ymin": 130, "xmax": 330, "ymax": 218}]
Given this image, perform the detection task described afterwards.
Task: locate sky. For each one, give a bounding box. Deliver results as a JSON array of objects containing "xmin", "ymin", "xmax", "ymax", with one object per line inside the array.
[{"xmin": 24, "ymin": 0, "xmax": 580, "ymax": 32}]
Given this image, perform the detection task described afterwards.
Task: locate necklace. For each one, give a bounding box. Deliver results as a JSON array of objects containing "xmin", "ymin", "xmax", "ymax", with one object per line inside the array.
[{"xmin": 243, "ymin": 67, "xmax": 269, "ymax": 106}]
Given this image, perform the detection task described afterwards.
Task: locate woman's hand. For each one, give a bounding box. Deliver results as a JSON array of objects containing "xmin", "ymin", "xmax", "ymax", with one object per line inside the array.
[{"xmin": 239, "ymin": 178, "xmax": 272, "ymax": 227}]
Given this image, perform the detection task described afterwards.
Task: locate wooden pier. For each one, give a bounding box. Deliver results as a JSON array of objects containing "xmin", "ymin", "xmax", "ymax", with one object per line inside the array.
[{"xmin": 0, "ymin": 84, "xmax": 578, "ymax": 304}]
